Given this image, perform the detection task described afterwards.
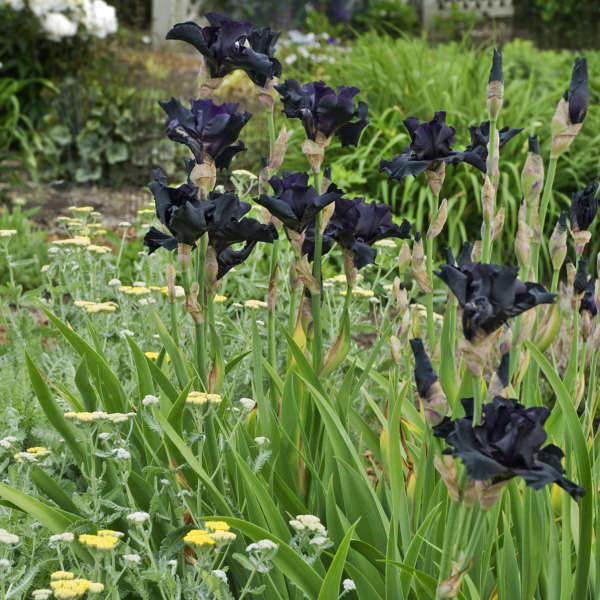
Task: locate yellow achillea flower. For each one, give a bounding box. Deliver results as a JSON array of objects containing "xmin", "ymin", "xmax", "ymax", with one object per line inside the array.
[
  {"xmin": 50, "ymin": 578, "xmax": 92, "ymax": 598},
  {"xmin": 214, "ymin": 295, "xmax": 227, "ymax": 303},
  {"xmin": 144, "ymin": 351, "xmax": 171, "ymax": 362},
  {"xmin": 52, "ymin": 236, "xmax": 91, "ymax": 247},
  {"xmin": 27, "ymin": 446, "xmax": 50, "ymax": 456},
  {"xmin": 68, "ymin": 206, "xmax": 94, "ymax": 215},
  {"xmin": 86, "ymin": 245, "xmax": 111, "ymax": 255},
  {"xmin": 160, "ymin": 285, "xmax": 185, "ymax": 298},
  {"xmin": 74, "ymin": 300, "xmax": 118, "ymax": 313},
  {"xmin": 0, "ymin": 229, "xmax": 17, "ymax": 237},
  {"xmin": 204, "ymin": 521, "xmax": 230, "ymax": 531},
  {"xmin": 50, "ymin": 571, "xmax": 74, "ymax": 580},
  {"xmin": 79, "ymin": 533, "xmax": 119, "ymax": 550},
  {"xmin": 209, "ymin": 530, "xmax": 237, "ymax": 543},
  {"xmin": 340, "ymin": 288, "xmax": 374, "ymax": 298},
  {"xmin": 88, "ymin": 582, "xmax": 104, "ymax": 593},
  {"xmin": 327, "ymin": 273, "xmax": 363, "ymax": 284},
  {"xmin": 186, "ymin": 391, "xmax": 222, "ymax": 405},
  {"xmin": 119, "ymin": 285, "xmax": 151, "ymax": 295},
  {"xmin": 184, "ymin": 529, "xmax": 216, "ymax": 547},
  {"xmin": 64, "ymin": 411, "xmax": 134, "ymax": 424},
  {"xmin": 97, "ymin": 529, "xmax": 124, "ymax": 538},
  {"xmin": 244, "ymin": 299, "xmax": 268, "ymax": 309}
]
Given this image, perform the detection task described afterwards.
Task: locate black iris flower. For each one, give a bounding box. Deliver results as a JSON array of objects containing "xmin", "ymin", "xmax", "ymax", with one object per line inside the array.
[
  {"xmin": 565, "ymin": 57, "xmax": 589, "ymax": 125},
  {"xmin": 274, "ymin": 79, "xmax": 368, "ymax": 146},
  {"xmin": 574, "ymin": 258, "xmax": 597, "ymax": 316},
  {"xmin": 435, "ymin": 254, "xmax": 555, "ymax": 341},
  {"xmin": 165, "ymin": 12, "xmax": 281, "ymax": 87},
  {"xmin": 463, "ymin": 120, "xmax": 523, "ymax": 172},
  {"xmin": 570, "ymin": 180, "xmax": 598, "ymax": 231},
  {"xmin": 159, "ymin": 98, "xmax": 250, "ymax": 168},
  {"xmin": 379, "ymin": 111, "xmax": 485, "ymax": 181},
  {"xmin": 324, "ymin": 196, "xmax": 411, "ymax": 268},
  {"xmin": 256, "ymin": 172, "xmax": 344, "ymax": 233},
  {"xmin": 433, "ymin": 396, "xmax": 585, "ymax": 501},
  {"xmin": 144, "ymin": 170, "xmax": 277, "ymax": 278}
]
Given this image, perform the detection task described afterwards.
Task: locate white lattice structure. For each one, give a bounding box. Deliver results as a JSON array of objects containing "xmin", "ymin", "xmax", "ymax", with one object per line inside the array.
[{"xmin": 417, "ymin": 0, "xmax": 514, "ymax": 26}]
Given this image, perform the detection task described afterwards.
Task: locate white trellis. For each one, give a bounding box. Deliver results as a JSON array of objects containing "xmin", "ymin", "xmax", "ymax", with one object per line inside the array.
[
  {"xmin": 416, "ymin": 0, "xmax": 514, "ymax": 26},
  {"xmin": 151, "ymin": 0, "xmax": 205, "ymax": 45}
]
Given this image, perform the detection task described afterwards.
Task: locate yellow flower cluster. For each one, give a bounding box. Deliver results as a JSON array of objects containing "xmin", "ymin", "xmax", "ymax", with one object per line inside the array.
[
  {"xmin": 160, "ymin": 285, "xmax": 185, "ymax": 298},
  {"xmin": 27, "ymin": 446, "xmax": 50, "ymax": 456},
  {"xmin": 64, "ymin": 411, "xmax": 135, "ymax": 423},
  {"xmin": 86, "ymin": 245, "xmax": 112, "ymax": 255},
  {"xmin": 68, "ymin": 206, "xmax": 94, "ymax": 215},
  {"xmin": 186, "ymin": 391, "xmax": 222, "ymax": 405},
  {"xmin": 52, "ymin": 236, "xmax": 91, "ymax": 247},
  {"xmin": 74, "ymin": 300, "xmax": 118, "ymax": 313},
  {"xmin": 340, "ymin": 288, "xmax": 374, "ymax": 298},
  {"xmin": 183, "ymin": 529, "xmax": 216, "ymax": 547},
  {"xmin": 51, "ymin": 571, "xmax": 74, "ymax": 580},
  {"xmin": 326, "ymin": 273, "xmax": 363, "ymax": 284},
  {"xmin": 244, "ymin": 299, "xmax": 268, "ymax": 309},
  {"xmin": 214, "ymin": 295, "xmax": 227, "ymax": 303},
  {"xmin": 144, "ymin": 351, "xmax": 171, "ymax": 362},
  {"xmin": 13, "ymin": 446, "xmax": 50, "ymax": 462},
  {"xmin": 79, "ymin": 533, "xmax": 119, "ymax": 550},
  {"xmin": 204, "ymin": 521, "xmax": 230, "ymax": 531},
  {"xmin": 50, "ymin": 576, "xmax": 104, "ymax": 598},
  {"xmin": 119, "ymin": 285, "xmax": 151, "ymax": 295}
]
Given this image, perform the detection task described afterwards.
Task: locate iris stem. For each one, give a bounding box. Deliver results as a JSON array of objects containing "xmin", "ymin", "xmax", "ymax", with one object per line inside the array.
[
  {"xmin": 533, "ymin": 156, "xmax": 558, "ymax": 279},
  {"xmin": 481, "ymin": 118, "xmax": 497, "ymax": 264},
  {"xmin": 425, "ymin": 191, "xmax": 439, "ymax": 351},
  {"xmin": 312, "ymin": 169, "xmax": 324, "ymax": 373},
  {"xmin": 197, "ymin": 235, "xmax": 208, "ymax": 388}
]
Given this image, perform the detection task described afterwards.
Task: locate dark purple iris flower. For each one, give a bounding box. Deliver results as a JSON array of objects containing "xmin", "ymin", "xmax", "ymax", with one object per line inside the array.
[
  {"xmin": 159, "ymin": 98, "xmax": 250, "ymax": 168},
  {"xmin": 433, "ymin": 396, "xmax": 585, "ymax": 500},
  {"xmin": 570, "ymin": 179, "xmax": 598, "ymax": 231},
  {"xmin": 256, "ymin": 172, "xmax": 344, "ymax": 233},
  {"xmin": 165, "ymin": 12, "xmax": 281, "ymax": 87},
  {"xmin": 274, "ymin": 79, "xmax": 368, "ymax": 146},
  {"xmin": 435, "ymin": 254, "xmax": 555, "ymax": 341},
  {"xmin": 323, "ymin": 196, "xmax": 411, "ymax": 269},
  {"xmin": 144, "ymin": 170, "xmax": 277, "ymax": 278},
  {"xmin": 463, "ymin": 120, "xmax": 523, "ymax": 172},
  {"xmin": 379, "ymin": 111, "xmax": 485, "ymax": 182},
  {"xmin": 574, "ymin": 257, "xmax": 597, "ymax": 316},
  {"xmin": 565, "ymin": 57, "xmax": 589, "ymax": 125}
]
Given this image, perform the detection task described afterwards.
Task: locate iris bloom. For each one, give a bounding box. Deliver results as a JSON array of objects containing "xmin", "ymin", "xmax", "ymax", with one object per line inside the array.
[
  {"xmin": 435, "ymin": 252, "xmax": 555, "ymax": 341},
  {"xmin": 166, "ymin": 12, "xmax": 281, "ymax": 87},
  {"xmin": 463, "ymin": 120, "xmax": 523, "ymax": 172},
  {"xmin": 574, "ymin": 257, "xmax": 597, "ymax": 316},
  {"xmin": 570, "ymin": 180, "xmax": 598, "ymax": 231},
  {"xmin": 144, "ymin": 171, "xmax": 277, "ymax": 278},
  {"xmin": 159, "ymin": 98, "xmax": 250, "ymax": 168},
  {"xmin": 256, "ymin": 172, "xmax": 343, "ymax": 233},
  {"xmin": 275, "ymin": 79, "xmax": 368, "ymax": 147},
  {"xmin": 380, "ymin": 111, "xmax": 485, "ymax": 182},
  {"xmin": 323, "ymin": 196, "xmax": 411, "ymax": 269},
  {"xmin": 433, "ymin": 396, "xmax": 585, "ymax": 500},
  {"xmin": 566, "ymin": 57, "xmax": 589, "ymax": 125}
]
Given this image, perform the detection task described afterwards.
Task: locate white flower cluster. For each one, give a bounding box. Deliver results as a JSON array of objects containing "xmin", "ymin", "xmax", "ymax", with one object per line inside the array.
[
  {"xmin": 3, "ymin": 0, "xmax": 118, "ymax": 41},
  {"xmin": 289, "ymin": 514, "xmax": 327, "ymax": 536}
]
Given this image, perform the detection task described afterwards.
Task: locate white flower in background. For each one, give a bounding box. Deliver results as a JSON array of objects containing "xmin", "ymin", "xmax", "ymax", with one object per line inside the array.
[
  {"xmin": 49, "ymin": 532, "xmax": 75, "ymax": 544},
  {"xmin": 289, "ymin": 514, "xmax": 327, "ymax": 535},
  {"xmin": 98, "ymin": 432, "xmax": 111, "ymax": 440},
  {"xmin": 32, "ymin": 590, "xmax": 53, "ymax": 600},
  {"xmin": 246, "ymin": 539, "xmax": 278, "ymax": 553},
  {"xmin": 40, "ymin": 12, "xmax": 78, "ymax": 41},
  {"xmin": 41, "ymin": 264, "xmax": 50, "ymax": 273},
  {"xmin": 239, "ymin": 397, "xmax": 254, "ymax": 411},
  {"xmin": 309, "ymin": 535, "xmax": 328, "ymax": 547},
  {"xmin": 122, "ymin": 553, "xmax": 141, "ymax": 565},
  {"xmin": 142, "ymin": 394, "xmax": 159, "ymax": 406},
  {"xmin": 0, "ymin": 528, "xmax": 19, "ymax": 545},
  {"xmin": 127, "ymin": 511, "xmax": 150, "ymax": 524},
  {"xmin": 108, "ymin": 278, "xmax": 121, "ymax": 287},
  {"xmin": 80, "ymin": 0, "xmax": 117, "ymax": 38},
  {"xmin": 28, "ymin": 0, "xmax": 67, "ymax": 17},
  {"xmin": 343, "ymin": 578, "xmax": 356, "ymax": 592},
  {"xmin": 119, "ymin": 221, "xmax": 131, "ymax": 228},
  {"xmin": 212, "ymin": 569, "xmax": 228, "ymax": 584},
  {"xmin": 0, "ymin": 436, "xmax": 18, "ymax": 449},
  {"xmin": 254, "ymin": 436, "xmax": 268, "ymax": 446},
  {"xmin": 0, "ymin": 558, "xmax": 9, "ymax": 569},
  {"xmin": 119, "ymin": 329, "xmax": 134, "ymax": 337},
  {"xmin": 113, "ymin": 448, "xmax": 131, "ymax": 460}
]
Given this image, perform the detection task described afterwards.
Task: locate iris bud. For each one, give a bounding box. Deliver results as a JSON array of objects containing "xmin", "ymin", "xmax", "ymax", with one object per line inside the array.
[
  {"xmin": 411, "ymin": 233, "xmax": 433, "ymax": 293},
  {"xmin": 534, "ymin": 304, "xmax": 561, "ymax": 352},
  {"xmin": 398, "ymin": 241, "xmax": 411, "ymax": 274},
  {"xmin": 549, "ymin": 212, "xmax": 568, "ymax": 271},
  {"xmin": 486, "ymin": 49, "xmax": 504, "ymax": 121},
  {"xmin": 515, "ymin": 201, "xmax": 532, "ymax": 272},
  {"xmin": 521, "ymin": 135, "xmax": 544, "ymax": 207},
  {"xmin": 425, "ymin": 161, "xmax": 446, "ymax": 197}
]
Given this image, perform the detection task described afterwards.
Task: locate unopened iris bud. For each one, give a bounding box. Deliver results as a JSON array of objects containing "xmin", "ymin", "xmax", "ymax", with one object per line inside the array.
[
  {"xmin": 549, "ymin": 211, "xmax": 568, "ymax": 271},
  {"xmin": 515, "ymin": 201, "xmax": 532, "ymax": 271},
  {"xmin": 570, "ymin": 180, "xmax": 598, "ymax": 256},
  {"xmin": 433, "ymin": 455, "xmax": 459, "ymax": 502},
  {"xmin": 398, "ymin": 241, "xmax": 411, "ymax": 274},
  {"xmin": 481, "ymin": 175, "xmax": 495, "ymax": 226},
  {"xmin": 409, "ymin": 337, "xmax": 448, "ymax": 425},
  {"xmin": 566, "ymin": 260, "xmax": 576, "ymax": 289},
  {"xmin": 178, "ymin": 242, "xmax": 193, "ymax": 269},
  {"xmin": 411, "ymin": 233, "xmax": 433, "ymax": 293},
  {"xmin": 390, "ymin": 335, "xmax": 403, "ymax": 365},
  {"xmin": 428, "ymin": 198, "xmax": 448, "ymax": 239},
  {"xmin": 185, "ymin": 281, "xmax": 203, "ymax": 324},
  {"xmin": 425, "ymin": 161, "xmax": 446, "ymax": 197},
  {"xmin": 487, "ymin": 49, "xmax": 504, "ymax": 121},
  {"xmin": 491, "ymin": 206, "xmax": 505, "ymax": 241},
  {"xmin": 534, "ymin": 304, "xmax": 561, "ymax": 352},
  {"xmin": 268, "ymin": 125, "xmax": 288, "ymax": 170},
  {"xmin": 521, "ymin": 134, "xmax": 544, "ymax": 207},
  {"xmin": 551, "ymin": 58, "xmax": 588, "ymax": 158},
  {"xmin": 302, "ymin": 135, "xmax": 330, "ymax": 174}
]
